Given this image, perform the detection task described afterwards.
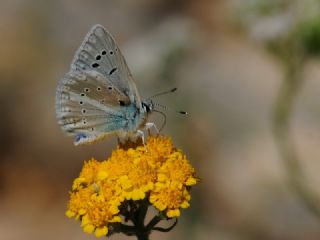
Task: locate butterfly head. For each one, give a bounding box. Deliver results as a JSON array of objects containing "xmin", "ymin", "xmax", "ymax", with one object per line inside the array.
[{"xmin": 141, "ymin": 100, "xmax": 154, "ymax": 113}]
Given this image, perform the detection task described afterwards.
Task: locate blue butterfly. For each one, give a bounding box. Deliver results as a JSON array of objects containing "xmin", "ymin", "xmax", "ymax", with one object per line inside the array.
[{"xmin": 55, "ymin": 25, "xmax": 154, "ymax": 145}]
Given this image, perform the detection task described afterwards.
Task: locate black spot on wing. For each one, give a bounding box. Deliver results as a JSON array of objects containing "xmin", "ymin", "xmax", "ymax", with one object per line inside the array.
[
  {"xmin": 92, "ymin": 63, "xmax": 99, "ymax": 68},
  {"xmin": 109, "ymin": 67, "xmax": 117, "ymax": 75}
]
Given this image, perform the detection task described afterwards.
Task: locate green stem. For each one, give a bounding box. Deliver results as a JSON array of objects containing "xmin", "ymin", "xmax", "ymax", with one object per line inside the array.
[
  {"xmin": 153, "ymin": 218, "xmax": 178, "ymax": 232},
  {"xmin": 136, "ymin": 232, "xmax": 150, "ymax": 240},
  {"xmin": 145, "ymin": 215, "xmax": 162, "ymax": 230},
  {"xmin": 115, "ymin": 201, "xmax": 177, "ymax": 239},
  {"xmin": 135, "ymin": 200, "xmax": 151, "ymax": 240},
  {"xmin": 273, "ymin": 53, "xmax": 320, "ymax": 218}
]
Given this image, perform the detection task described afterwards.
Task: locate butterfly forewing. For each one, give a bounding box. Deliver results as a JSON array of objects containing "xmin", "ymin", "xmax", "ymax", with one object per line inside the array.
[{"xmin": 71, "ymin": 25, "xmax": 141, "ymax": 108}]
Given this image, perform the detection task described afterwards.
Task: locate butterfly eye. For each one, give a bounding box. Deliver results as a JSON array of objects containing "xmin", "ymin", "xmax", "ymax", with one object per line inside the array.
[
  {"xmin": 80, "ymin": 93, "xmax": 85, "ymax": 97},
  {"xmin": 84, "ymin": 88, "xmax": 90, "ymax": 92},
  {"xmin": 97, "ymin": 87, "xmax": 101, "ymax": 91},
  {"xmin": 79, "ymin": 101, "xmax": 83, "ymax": 105},
  {"xmin": 95, "ymin": 55, "xmax": 101, "ymax": 60},
  {"xmin": 108, "ymin": 86, "xmax": 113, "ymax": 90},
  {"xmin": 101, "ymin": 50, "xmax": 107, "ymax": 55},
  {"xmin": 109, "ymin": 50, "xmax": 114, "ymax": 55},
  {"xmin": 82, "ymin": 109, "xmax": 86, "ymax": 114}
]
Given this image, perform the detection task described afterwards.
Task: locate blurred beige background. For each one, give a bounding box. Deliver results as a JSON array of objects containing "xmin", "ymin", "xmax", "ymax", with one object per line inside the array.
[{"xmin": 2, "ymin": 0, "xmax": 320, "ymax": 239}]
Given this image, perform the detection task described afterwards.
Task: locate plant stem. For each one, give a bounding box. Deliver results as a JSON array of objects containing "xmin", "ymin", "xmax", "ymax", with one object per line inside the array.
[
  {"xmin": 136, "ymin": 232, "xmax": 150, "ymax": 240},
  {"xmin": 273, "ymin": 51, "xmax": 320, "ymax": 218},
  {"xmin": 135, "ymin": 200, "xmax": 151, "ymax": 240},
  {"xmin": 117, "ymin": 201, "xmax": 177, "ymax": 239}
]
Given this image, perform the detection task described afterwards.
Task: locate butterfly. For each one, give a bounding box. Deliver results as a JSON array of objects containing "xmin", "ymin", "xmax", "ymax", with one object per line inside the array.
[{"xmin": 55, "ymin": 24, "xmax": 155, "ymax": 145}]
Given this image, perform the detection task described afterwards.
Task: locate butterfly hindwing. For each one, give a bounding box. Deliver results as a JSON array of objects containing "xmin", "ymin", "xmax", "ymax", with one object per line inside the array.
[{"xmin": 56, "ymin": 70, "xmax": 132, "ymax": 144}]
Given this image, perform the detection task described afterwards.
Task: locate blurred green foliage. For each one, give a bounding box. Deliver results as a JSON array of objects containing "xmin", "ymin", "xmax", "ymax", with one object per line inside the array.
[
  {"xmin": 298, "ymin": 16, "xmax": 320, "ymax": 56},
  {"xmin": 237, "ymin": 0, "xmax": 320, "ymax": 58}
]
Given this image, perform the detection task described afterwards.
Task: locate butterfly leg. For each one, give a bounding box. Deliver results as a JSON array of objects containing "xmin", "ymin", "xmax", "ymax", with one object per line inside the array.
[
  {"xmin": 137, "ymin": 129, "xmax": 150, "ymax": 152},
  {"xmin": 145, "ymin": 122, "xmax": 159, "ymax": 135},
  {"xmin": 136, "ymin": 130, "xmax": 145, "ymax": 145}
]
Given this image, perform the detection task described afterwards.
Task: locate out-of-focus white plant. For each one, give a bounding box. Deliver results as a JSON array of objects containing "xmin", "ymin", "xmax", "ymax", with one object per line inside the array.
[{"xmin": 234, "ymin": 0, "xmax": 320, "ymax": 57}]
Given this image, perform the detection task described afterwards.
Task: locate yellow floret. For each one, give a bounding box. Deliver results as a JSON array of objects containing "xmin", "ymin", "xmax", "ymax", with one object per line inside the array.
[
  {"xmin": 66, "ymin": 135, "xmax": 198, "ymax": 238},
  {"xmin": 95, "ymin": 226, "xmax": 108, "ymax": 238}
]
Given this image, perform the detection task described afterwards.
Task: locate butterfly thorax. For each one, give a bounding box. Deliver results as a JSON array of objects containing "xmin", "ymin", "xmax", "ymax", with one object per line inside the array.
[
  {"xmin": 121, "ymin": 103, "xmax": 148, "ymax": 131},
  {"xmin": 114, "ymin": 101, "xmax": 152, "ymax": 143}
]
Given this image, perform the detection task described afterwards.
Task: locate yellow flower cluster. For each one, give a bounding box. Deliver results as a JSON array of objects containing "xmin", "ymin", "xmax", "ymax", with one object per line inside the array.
[{"xmin": 66, "ymin": 136, "xmax": 198, "ymax": 238}]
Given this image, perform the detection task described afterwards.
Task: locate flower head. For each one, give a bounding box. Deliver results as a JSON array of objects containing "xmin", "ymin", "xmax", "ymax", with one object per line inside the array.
[{"xmin": 66, "ymin": 135, "xmax": 198, "ymax": 238}]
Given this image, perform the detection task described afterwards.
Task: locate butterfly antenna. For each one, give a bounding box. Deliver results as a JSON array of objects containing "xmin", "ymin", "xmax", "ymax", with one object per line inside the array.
[
  {"xmin": 153, "ymin": 103, "xmax": 187, "ymax": 132},
  {"xmin": 147, "ymin": 88, "xmax": 178, "ymax": 100},
  {"xmin": 154, "ymin": 102, "xmax": 188, "ymax": 115}
]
